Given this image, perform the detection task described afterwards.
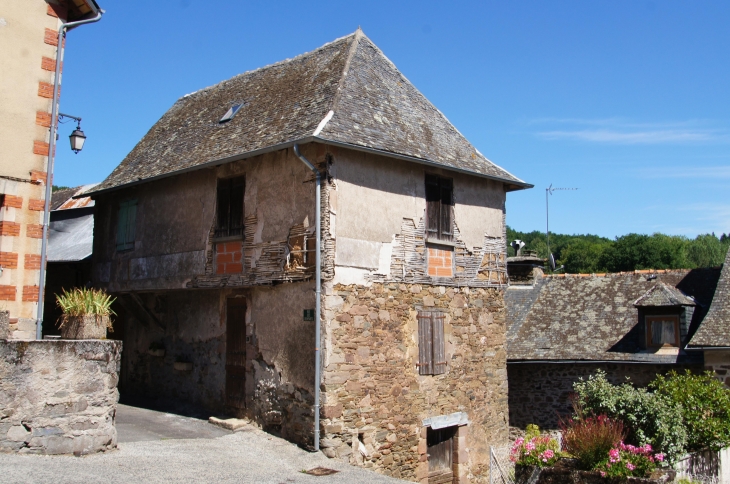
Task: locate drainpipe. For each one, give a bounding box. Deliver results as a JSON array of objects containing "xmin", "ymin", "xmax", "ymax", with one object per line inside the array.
[
  {"xmin": 293, "ymin": 144, "xmax": 321, "ymax": 452},
  {"xmin": 36, "ymin": 8, "xmax": 104, "ymax": 340}
]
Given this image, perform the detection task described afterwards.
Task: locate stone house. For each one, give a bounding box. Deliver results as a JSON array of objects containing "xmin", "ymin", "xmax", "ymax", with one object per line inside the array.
[
  {"xmin": 687, "ymin": 246, "xmax": 730, "ymax": 386},
  {"xmin": 506, "ymin": 266, "xmax": 721, "ymax": 430},
  {"xmin": 0, "ymin": 0, "xmax": 101, "ymax": 338},
  {"xmin": 85, "ymin": 30, "xmax": 531, "ymax": 482}
]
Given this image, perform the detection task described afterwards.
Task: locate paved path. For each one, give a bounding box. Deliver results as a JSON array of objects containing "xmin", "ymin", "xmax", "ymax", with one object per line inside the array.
[{"xmin": 0, "ymin": 404, "xmax": 406, "ymax": 484}]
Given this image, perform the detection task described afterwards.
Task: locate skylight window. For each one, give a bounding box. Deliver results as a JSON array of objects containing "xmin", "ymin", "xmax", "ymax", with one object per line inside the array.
[{"xmin": 219, "ymin": 104, "xmax": 243, "ymax": 123}]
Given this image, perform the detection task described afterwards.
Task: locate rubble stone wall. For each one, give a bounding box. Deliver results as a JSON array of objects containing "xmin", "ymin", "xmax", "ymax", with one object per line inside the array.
[
  {"xmin": 508, "ymin": 362, "xmax": 703, "ymax": 430},
  {"xmin": 0, "ymin": 340, "xmax": 122, "ymax": 454},
  {"xmin": 321, "ymin": 282, "xmax": 509, "ymax": 483}
]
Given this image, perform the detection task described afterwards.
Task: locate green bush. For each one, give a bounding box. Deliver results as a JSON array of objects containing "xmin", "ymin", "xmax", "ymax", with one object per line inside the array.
[
  {"xmin": 573, "ymin": 370, "xmax": 687, "ymax": 463},
  {"xmin": 651, "ymin": 370, "xmax": 730, "ymax": 452}
]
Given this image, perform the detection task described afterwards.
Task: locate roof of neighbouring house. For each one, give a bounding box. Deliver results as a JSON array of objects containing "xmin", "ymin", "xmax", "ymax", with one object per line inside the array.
[
  {"xmin": 86, "ymin": 29, "xmax": 530, "ymax": 196},
  {"xmin": 506, "ymin": 269, "xmax": 721, "ymax": 363},
  {"xmin": 688, "ymin": 247, "xmax": 730, "ymax": 348},
  {"xmin": 48, "ymin": 184, "xmax": 97, "ymax": 262}
]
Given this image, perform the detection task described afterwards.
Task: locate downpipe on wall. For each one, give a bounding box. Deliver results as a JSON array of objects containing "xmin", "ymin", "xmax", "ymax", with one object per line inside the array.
[
  {"xmin": 36, "ymin": 8, "xmax": 104, "ymax": 340},
  {"xmin": 293, "ymin": 144, "xmax": 322, "ymax": 451}
]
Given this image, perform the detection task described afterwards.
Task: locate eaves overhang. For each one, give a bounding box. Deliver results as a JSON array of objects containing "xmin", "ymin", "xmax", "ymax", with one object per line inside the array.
[{"xmin": 81, "ymin": 136, "xmax": 533, "ymax": 198}]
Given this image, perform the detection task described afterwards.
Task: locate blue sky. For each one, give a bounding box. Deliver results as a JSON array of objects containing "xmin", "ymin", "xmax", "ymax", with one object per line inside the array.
[{"xmin": 54, "ymin": 1, "xmax": 730, "ymax": 239}]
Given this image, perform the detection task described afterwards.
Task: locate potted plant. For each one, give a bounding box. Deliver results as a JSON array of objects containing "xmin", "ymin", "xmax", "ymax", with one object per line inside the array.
[{"xmin": 56, "ymin": 287, "xmax": 116, "ymax": 339}]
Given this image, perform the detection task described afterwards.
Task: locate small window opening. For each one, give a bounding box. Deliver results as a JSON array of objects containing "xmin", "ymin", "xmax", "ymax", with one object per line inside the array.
[
  {"xmin": 646, "ymin": 314, "xmax": 680, "ymax": 347},
  {"xmin": 219, "ymin": 104, "xmax": 243, "ymax": 123},
  {"xmin": 215, "ymin": 176, "xmax": 244, "ymax": 238}
]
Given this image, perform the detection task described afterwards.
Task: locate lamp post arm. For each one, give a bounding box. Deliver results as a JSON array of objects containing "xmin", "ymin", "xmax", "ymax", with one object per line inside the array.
[{"xmin": 36, "ymin": 10, "xmax": 103, "ymax": 340}]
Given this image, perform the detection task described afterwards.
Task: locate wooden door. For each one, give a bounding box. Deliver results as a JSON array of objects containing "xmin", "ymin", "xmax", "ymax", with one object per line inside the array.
[
  {"xmin": 428, "ymin": 426, "xmax": 456, "ymax": 484},
  {"xmin": 225, "ymin": 298, "xmax": 247, "ymax": 410}
]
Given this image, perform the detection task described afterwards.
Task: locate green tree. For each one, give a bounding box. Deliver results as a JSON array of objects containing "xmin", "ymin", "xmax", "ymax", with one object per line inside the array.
[
  {"xmin": 560, "ymin": 239, "xmax": 611, "ymax": 273},
  {"xmin": 686, "ymin": 234, "xmax": 728, "ymax": 268}
]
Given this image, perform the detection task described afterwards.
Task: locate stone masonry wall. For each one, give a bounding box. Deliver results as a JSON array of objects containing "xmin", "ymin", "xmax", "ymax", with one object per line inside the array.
[
  {"xmin": 0, "ymin": 340, "xmax": 122, "ymax": 454},
  {"xmin": 508, "ymin": 362, "xmax": 703, "ymax": 430},
  {"xmin": 321, "ymin": 282, "xmax": 509, "ymax": 483}
]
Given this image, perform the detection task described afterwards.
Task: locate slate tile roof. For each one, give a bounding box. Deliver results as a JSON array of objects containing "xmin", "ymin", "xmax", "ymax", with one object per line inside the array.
[
  {"xmin": 633, "ymin": 282, "xmax": 696, "ymax": 307},
  {"xmin": 88, "ymin": 30, "xmax": 529, "ymax": 196},
  {"xmin": 506, "ymin": 269, "xmax": 720, "ymax": 363},
  {"xmin": 688, "ymin": 247, "xmax": 730, "ymax": 347}
]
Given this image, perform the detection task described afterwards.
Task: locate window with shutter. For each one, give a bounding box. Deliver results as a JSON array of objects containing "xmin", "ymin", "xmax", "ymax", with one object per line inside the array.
[
  {"xmin": 215, "ymin": 176, "xmax": 245, "ymax": 239},
  {"xmin": 116, "ymin": 199, "xmax": 137, "ymax": 251},
  {"xmin": 425, "ymin": 175, "xmax": 453, "ymax": 242},
  {"xmin": 417, "ymin": 310, "xmax": 446, "ymax": 375}
]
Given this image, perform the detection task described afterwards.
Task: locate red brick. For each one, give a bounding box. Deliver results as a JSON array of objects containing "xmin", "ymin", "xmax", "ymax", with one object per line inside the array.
[
  {"xmin": 435, "ymin": 267, "xmax": 454, "ymax": 277},
  {"xmin": 38, "ymin": 81, "xmax": 54, "ymax": 99},
  {"xmin": 28, "ymin": 199, "xmax": 45, "ymax": 211},
  {"xmin": 33, "ymin": 141, "xmax": 50, "ymax": 156},
  {"xmin": 232, "ymin": 251, "xmax": 242, "ymax": 262},
  {"xmin": 428, "ymin": 267, "xmax": 438, "ymax": 277},
  {"xmin": 0, "ymin": 252, "xmax": 18, "ymax": 269},
  {"xmin": 36, "ymin": 111, "xmax": 52, "ymax": 128},
  {"xmin": 30, "ymin": 171, "xmax": 47, "ymax": 185},
  {"xmin": 44, "ymin": 28, "xmax": 59, "ymax": 46},
  {"xmin": 217, "ymin": 252, "xmax": 233, "ymax": 264},
  {"xmin": 224, "ymin": 263, "xmax": 243, "ymax": 274},
  {"xmin": 25, "ymin": 254, "xmax": 42, "ymax": 270},
  {"xmin": 0, "ymin": 222, "xmax": 20, "ymax": 237},
  {"xmin": 22, "ymin": 285, "xmax": 39, "ymax": 302},
  {"xmin": 27, "ymin": 224, "xmax": 45, "ymax": 238},
  {"xmin": 1, "ymin": 195, "xmax": 23, "ymax": 209},
  {"xmin": 47, "ymin": 3, "xmax": 67, "ymax": 19},
  {"xmin": 216, "ymin": 263, "xmax": 226, "ymax": 274},
  {"xmin": 0, "ymin": 285, "xmax": 16, "ymax": 301},
  {"xmin": 41, "ymin": 56, "xmax": 61, "ymax": 72},
  {"xmin": 225, "ymin": 241, "xmax": 243, "ymax": 253}
]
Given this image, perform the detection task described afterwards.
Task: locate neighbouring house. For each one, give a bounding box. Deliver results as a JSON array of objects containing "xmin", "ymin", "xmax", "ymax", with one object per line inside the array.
[
  {"xmin": 506, "ymin": 264, "xmax": 721, "ymax": 430},
  {"xmin": 41, "ymin": 184, "xmax": 97, "ymax": 337},
  {"xmin": 0, "ymin": 0, "xmax": 101, "ymax": 339},
  {"xmin": 687, "ymin": 246, "xmax": 730, "ymax": 387},
  {"xmin": 84, "ymin": 30, "xmax": 531, "ymax": 482}
]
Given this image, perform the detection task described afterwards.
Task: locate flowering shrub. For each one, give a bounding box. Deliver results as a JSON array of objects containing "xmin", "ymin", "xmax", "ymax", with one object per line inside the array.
[
  {"xmin": 510, "ymin": 428, "xmax": 561, "ymax": 468},
  {"xmin": 560, "ymin": 413, "xmax": 626, "ymax": 470},
  {"xmin": 596, "ymin": 441, "xmax": 665, "ymax": 478}
]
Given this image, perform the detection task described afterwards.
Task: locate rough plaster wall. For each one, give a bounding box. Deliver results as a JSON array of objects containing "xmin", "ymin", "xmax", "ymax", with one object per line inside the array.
[
  {"xmin": 320, "ymin": 282, "xmax": 509, "ymax": 481},
  {"xmin": 332, "ymin": 148, "xmax": 505, "ymax": 250},
  {"xmin": 250, "ymin": 282, "xmax": 316, "ymax": 392},
  {"xmin": 0, "ymin": 340, "xmax": 121, "ymax": 455},
  {"xmin": 120, "ymin": 289, "xmax": 226, "ymax": 414},
  {"xmin": 507, "ymin": 362, "xmax": 703, "ymax": 430}
]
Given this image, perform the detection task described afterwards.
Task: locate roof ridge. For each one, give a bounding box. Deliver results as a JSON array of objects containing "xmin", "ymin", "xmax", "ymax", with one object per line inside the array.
[
  {"xmin": 326, "ymin": 29, "xmax": 362, "ymax": 118},
  {"xmin": 180, "ymin": 31, "xmax": 359, "ymax": 102},
  {"xmin": 541, "ymin": 268, "xmax": 695, "ymax": 279}
]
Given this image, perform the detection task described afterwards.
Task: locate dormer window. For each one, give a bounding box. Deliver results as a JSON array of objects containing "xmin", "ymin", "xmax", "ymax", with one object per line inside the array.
[{"xmin": 646, "ymin": 315, "xmax": 680, "ymax": 348}]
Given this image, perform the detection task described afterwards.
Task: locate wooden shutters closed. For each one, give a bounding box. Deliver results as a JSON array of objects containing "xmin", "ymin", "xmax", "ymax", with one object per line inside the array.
[
  {"xmin": 116, "ymin": 199, "xmax": 137, "ymax": 251},
  {"xmin": 225, "ymin": 298, "xmax": 247, "ymax": 410},
  {"xmin": 425, "ymin": 175, "xmax": 453, "ymax": 242},
  {"xmin": 418, "ymin": 310, "xmax": 446, "ymax": 376}
]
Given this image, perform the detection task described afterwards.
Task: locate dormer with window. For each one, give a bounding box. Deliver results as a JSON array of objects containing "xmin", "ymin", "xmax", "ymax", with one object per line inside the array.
[{"xmin": 633, "ymin": 283, "xmax": 696, "ymax": 351}]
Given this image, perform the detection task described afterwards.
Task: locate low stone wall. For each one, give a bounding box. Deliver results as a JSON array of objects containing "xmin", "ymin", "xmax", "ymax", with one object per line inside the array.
[
  {"xmin": 0, "ymin": 340, "xmax": 122, "ymax": 454},
  {"xmin": 508, "ymin": 362, "xmax": 702, "ymax": 430}
]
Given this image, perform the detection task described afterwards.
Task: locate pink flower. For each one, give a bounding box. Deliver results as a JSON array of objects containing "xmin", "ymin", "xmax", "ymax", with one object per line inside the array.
[
  {"xmin": 543, "ymin": 450, "xmax": 555, "ymax": 459},
  {"xmin": 626, "ymin": 462, "xmax": 636, "ymax": 471},
  {"xmin": 525, "ymin": 442, "xmax": 536, "ymax": 451},
  {"xmin": 600, "ymin": 471, "xmax": 606, "ymax": 477},
  {"xmin": 655, "ymin": 453, "xmax": 665, "ymax": 462},
  {"xmin": 609, "ymin": 448, "xmax": 620, "ymax": 463}
]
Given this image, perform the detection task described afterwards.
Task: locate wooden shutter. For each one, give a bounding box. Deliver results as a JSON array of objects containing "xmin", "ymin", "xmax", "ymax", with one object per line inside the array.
[
  {"xmin": 432, "ymin": 312, "xmax": 446, "ymax": 375},
  {"xmin": 418, "ymin": 311, "xmax": 433, "ymax": 375},
  {"xmin": 425, "ymin": 175, "xmax": 440, "ymax": 239},
  {"xmin": 116, "ymin": 200, "xmax": 137, "ymax": 251},
  {"xmin": 439, "ymin": 178, "xmax": 453, "ymax": 241}
]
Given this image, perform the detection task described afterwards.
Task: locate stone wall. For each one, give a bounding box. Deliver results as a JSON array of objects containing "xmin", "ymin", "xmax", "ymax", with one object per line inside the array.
[
  {"xmin": 0, "ymin": 340, "xmax": 122, "ymax": 454},
  {"xmin": 704, "ymin": 350, "xmax": 730, "ymax": 387},
  {"xmin": 321, "ymin": 282, "xmax": 509, "ymax": 483},
  {"xmin": 508, "ymin": 362, "xmax": 703, "ymax": 430}
]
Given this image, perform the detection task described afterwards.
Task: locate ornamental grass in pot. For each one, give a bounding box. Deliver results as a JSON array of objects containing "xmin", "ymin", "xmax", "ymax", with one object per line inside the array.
[{"xmin": 56, "ymin": 287, "xmax": 116, "ymax": 339}]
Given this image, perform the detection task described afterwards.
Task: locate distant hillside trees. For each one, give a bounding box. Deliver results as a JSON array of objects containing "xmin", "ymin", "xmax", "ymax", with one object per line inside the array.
[{"xmin": 506, "ymin": 227, "xmax": 730, "ymax": 274}]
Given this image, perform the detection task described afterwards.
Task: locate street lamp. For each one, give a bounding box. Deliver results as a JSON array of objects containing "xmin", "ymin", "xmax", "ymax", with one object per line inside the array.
[{"xmin": 59, "ymin": 113, "xmax": 87, "ymax": 154}]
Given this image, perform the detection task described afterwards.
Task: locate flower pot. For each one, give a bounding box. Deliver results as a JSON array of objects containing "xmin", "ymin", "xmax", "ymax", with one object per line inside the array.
[{"xmin": 60, "ymin": 315, "xmax": 109, "ymax": 339}]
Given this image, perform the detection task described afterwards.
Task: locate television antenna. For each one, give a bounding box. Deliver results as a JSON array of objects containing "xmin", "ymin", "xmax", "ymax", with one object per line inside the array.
[{"xmin": 546, "ymin": 184, "xmax": 578, "ymax": 271}]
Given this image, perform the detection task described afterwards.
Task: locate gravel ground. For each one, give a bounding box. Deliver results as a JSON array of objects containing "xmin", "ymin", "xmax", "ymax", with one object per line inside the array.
[{"xmin": 0, "ymin": 406, "xmax": 406, "ymax": 484}]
